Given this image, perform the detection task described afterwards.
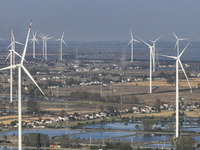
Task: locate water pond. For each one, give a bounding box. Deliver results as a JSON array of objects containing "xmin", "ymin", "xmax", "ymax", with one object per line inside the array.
[
  {"xmin": 0, "ymin": 129, "xmax": 83, "ymax": 137},
  {"xmin": 115, "ymin": 134, "xmax": 171, "ymax": 142},
  {"xmin": 70, "ymin": 131, "xmax": 135, "ymax": 139}
]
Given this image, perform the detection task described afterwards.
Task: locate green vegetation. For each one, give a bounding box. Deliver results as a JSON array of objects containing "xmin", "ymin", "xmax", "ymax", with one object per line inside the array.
[
  {"xmin": 60, "ymin": 135, "xmax": 70, "ymax": 148},
  {"xmin": 70, "ymin": 90, "xmax": 105, "ymax": 101},
  {"xmin": 105, "ymin": 142, "xmax": 132, "ymax": 150},
  {"xmin": 171, "ymin": 136, "xmax": 196, "ymax": 150},
  {"xmin": 142, "ymin": 119, "xmax": 155, "ymax": 131},
  {"xmin": 27, "ymin": 100, "xmax": 40, "ymax": 114},
  {"xmin": 23, "ymin": 133, "xmax": 50, "ymax": 147}
]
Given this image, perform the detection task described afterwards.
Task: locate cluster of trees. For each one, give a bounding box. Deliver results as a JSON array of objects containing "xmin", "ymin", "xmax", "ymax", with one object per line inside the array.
[
  {"xmin": 157, "ymin": 72, "xmax": 191, "ymax": 85},
  {"xmin": 27, "ymin": 100, "xmax": 40, "ymax": 114},
  {"xmin": 70, "ymin": 91, "xmax": 104, "ymax": 101},
  {"xmin": 142, "ymin": 119, "xmax": 155, "ymax": 131},
  {"xmin": 28, "ymin": 66, "xmax": 49, "ymax": 75},
  {"xmin": 171, "ymin": 136, "xmax": 196, "ymax": 150},
  {"xmin": 105, "ymin": 142, "xmax": 132, "ymax": 150},
  {"xmin": 23, "ymin": 133, "xmax": 50, "ymax": 147},
  {"xmin": 105, "ymin": 95, "xmax": 140, "ymax": 104},
  {"xmin": 65, "ymin": 78, "xmax": 80, "ymax": 87},
  {"xmin": 60, "ymin": 135, "xmax": 81, "ymax": 148},
  {"xmin": 44, "ymin": 80, "xmax": 62, "ymax": 88}
]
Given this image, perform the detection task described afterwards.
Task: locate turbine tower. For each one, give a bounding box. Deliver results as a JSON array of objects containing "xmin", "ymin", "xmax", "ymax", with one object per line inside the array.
[
  {"xmin": 40, "ymin": 34, "xmax": 45, "ymax": 58},
  {"xmin": 56, "ymin": 32, "xmax": 67, "ymax": 61},
  {"xmin": 140, "ymin": 38, "xmax": 153, "ymax": 94},
  {"xmin": 150, "ymin": 35, "xmax": 163, "ymax": 72},
  {"xmin": 0, "ymin": 21, "xmax": 47, "ymax": 150},
  {"xmin": 127, "ymin": 30, "xmax": 139, "ymax": 62},
  {"xmin": 44, "ymin": 35, "xmax": 52, "ymax": 60},
  {"xmin": 160, "ymin": 33, "xmax": 197, "ymax": 138},
  {"xmin": 7, "ymin": 29, "xmax": 24, "ymax": 65},
  {"xmin": 30, "ymin": 31, "xmax": 39, "ymax": 59}
]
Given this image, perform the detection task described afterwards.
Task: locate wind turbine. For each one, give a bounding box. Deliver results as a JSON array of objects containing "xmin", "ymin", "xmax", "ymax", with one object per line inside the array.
[
  {"xmin": 30, "ymin": 31, "xmax": 39, "ymax": 59},
  {"xmin": 7, "ymin": 29, "xmax": 24, "ymax": 65},
  {"xmin": 40, "ymin": 34, "xmax": 45, "ymax": 58},
  {"xmin": 5, "ymin": 49, "xmax": 26, "ymax": 103},
  {"xmin": 140, "ymin": 38, "xmax": 153, "ymax": 94},
  {"xmin": 150, "ymin": 35, "xmax": 163, "ymax": 72},
  {"xmin": 160, "ymin": 33, "xmax": 197, "ymax": 138},
  {"xmin": 56, "ymin": 32, "xmax": 68, "ymax": 61},
  {"xmin": 0, "ymin": 21, "xmax": 47, "ymax": 150},
  {"xmin": 39, "ymin": 34, "xmax": 52, "ymax": 60},
  {"xmin": 172, "ymin": 31, "xmax": 188, "ymax": 56},
  {"xmin": 127, "ymin": 30, "xmax": 140, "ymax": 62},
  {"xmin": 43, "ymin": 34, "xmax": 52, "ymax": 60}
]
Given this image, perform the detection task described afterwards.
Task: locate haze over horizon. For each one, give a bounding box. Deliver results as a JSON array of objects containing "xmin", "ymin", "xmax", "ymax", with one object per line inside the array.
[{"xmin": 0, "ymin": 0, "xmax": 200, "ymax": 42}]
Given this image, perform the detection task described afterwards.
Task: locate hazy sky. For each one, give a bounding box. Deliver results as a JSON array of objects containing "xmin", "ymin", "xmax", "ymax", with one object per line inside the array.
[{"xmin": 0, "ymin": 0, "xmax": 200, "ymax": 42}]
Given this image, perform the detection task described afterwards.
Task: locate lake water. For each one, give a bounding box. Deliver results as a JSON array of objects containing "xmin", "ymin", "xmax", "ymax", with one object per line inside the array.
[
  {"xmin": 116, "ymin": 134, "xmax": 171, "ymax": 142},
  {"xmin": 70, "ymin": 131, "xmax": 135, "ymax": 139},
  {"xmin": 0, "ymin": 129, "xmax": 83, "ymax": 137},
  {"xmin": 143, "ymin": 143, "xmax": 173, "ymax": 149},
  {"xmin": 83, "ymin": 122, "xmax": 198, "ymax": 131},
  {"xmin": 83, "ymin": 122, "xmax": 140, "ymax": 130}
]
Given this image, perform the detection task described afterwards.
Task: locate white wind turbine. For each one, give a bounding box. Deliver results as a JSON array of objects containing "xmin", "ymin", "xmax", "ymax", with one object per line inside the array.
[
  {"xmin": 160, "ymin": 33, "xmax": 197, "ymax": 138},
  {"xmin": 127, "ymin": 30, "xmax": 140, "ymax": 62},
  {"xmin": 7, "ymin": 29, "xmax": 24, "ymax": 65},
  {"xmin": 0, "ymin": 21, "xmax": 47, "ymax": 150},
  {"xmin": 45, "ymin": 35, "xmax": 52, "ymax": 60},
  {"xmin": 30, "ymin": 31, "xmax": 39, "ymax": 59},
  {"xmin": 172, "ymin": 31, "xmax": 188, "ymax": 56},
  {"xmin": 40, "ymin": 34, "xmax": 45, "ymax": 58},
  {"xmin": 43, "ymin": 34, "xmax": 52, "ymax": 60},
  {"xmin": 150, "ymin": 36, "xmax": 163, "ymax": 72},
  {"xmin": 140, "ymin": 38, "xmax": 153, "ymax": 94},
  {"xmin": 56, "ymin": 32, "xmax": 68, "ymax": 61},
  {"xmin": 5, "ymin": 49, "xmax": 25, "ymax": 103}
]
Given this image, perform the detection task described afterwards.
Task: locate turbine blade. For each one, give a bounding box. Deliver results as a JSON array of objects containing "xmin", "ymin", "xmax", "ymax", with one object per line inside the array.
[
  {"xmin": 5, "ymin": 52, "xmax": 11, "ymax": 62},
  {"xmin": 32, "ymin": 31, "xmax": 34, "ymax": 37},
  {"xmin": 127, "ymin": 40, "xmax": 132, "ymax": 46},
  {"xmin": 22, "ymin": 65, "xmax": 47, "ymax": 99},
  {"xmin": 179, "ymin": 38, "xmax": 188, "ymax": 41},
  {"xmin": 149, "ymin": 40, "xmax": 154, "ymax": 43},
  {"xmin": 172, "ymin": 31, "xmax": 178, "ymax": 40},
  {"xmin": 0, "ymin": 65, "xmax": 17, "ymax": 71},
  {"xmin": 61, "ymin": 32, "xmax": 65, "ymax": 39},
  {"xmin": 175, "ymin": 41, "xmax": 178, "ymax": 48},
  {"xmin": 7, "ymin": 43, "xmax": 13, "ymax": 49},
  {"xmin": 34, "ymin": 31, "xmax": 37, "ymax": 37},
  {"xmin": 21, "ymin": 20, "xmax": 32, "ymax": 64},
  {"xmin": 154, "ymin": 35, "xmax": 163, "ymax": 43},
  {"xmin": 140, "ymin": 38, "xmax": 151, "ymax": 47},
  {"xmin": 11, "ymin": 29, "xmax": 15, "ymax": 41},
  {"xmin": 179, "ymin": 32, "xmax": 199, "ymax": 58},
  {"xmin": 62, "ymin": 40, "xmax": 68, "ymax": 47},
  {"xmin": 133, "ymin": 39, "xmax": 140, "ymax": 43},
  {"xmin": 15, "ymin": 41, "xmax": 24, "ymax": 46},
  {"xmin": 35, "ymin": 39, "xmax": 40, "ymax": 44},
  {"xmin": 159, "ymin": 54, "xmax": 177, "ymax": 60},
  {"xmin": 41, "ymin": 33, "xmax": 45, "ymax": 37},
  {"xmin": 46, "ymin": 37, "xmax": 53, "ymax": 40},
  {"xmin": 130, "ymin": 30, "xmax": 133, "ymax": 40},
  {"xmin": 178, "ymin": 59, "xmax": 192, "ymax": 92},
  {"xmin": 13, "ymin": 50, "xmax": 28, "ymax": 63}
]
